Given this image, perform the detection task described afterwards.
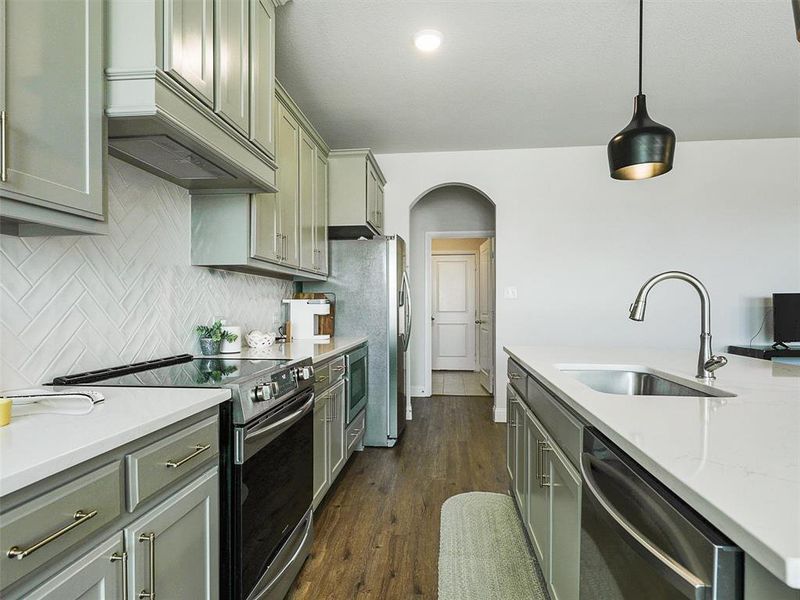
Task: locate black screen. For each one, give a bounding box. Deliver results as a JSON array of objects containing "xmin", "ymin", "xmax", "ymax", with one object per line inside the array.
[{"xmin": 774, "ymin": 293, "xmax": 800, "ymax": 343}]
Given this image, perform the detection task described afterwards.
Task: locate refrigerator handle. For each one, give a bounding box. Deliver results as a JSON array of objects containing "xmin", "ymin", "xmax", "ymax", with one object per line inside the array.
[{"xmin": 402, "ymin": 271, "xmax": 412, "ymax": 351}]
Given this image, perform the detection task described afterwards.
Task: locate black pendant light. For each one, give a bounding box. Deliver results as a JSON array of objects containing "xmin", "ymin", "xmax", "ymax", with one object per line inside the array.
[{"xmin": 608, "ymin": 0, "xmax": 675, "ymax": 180}]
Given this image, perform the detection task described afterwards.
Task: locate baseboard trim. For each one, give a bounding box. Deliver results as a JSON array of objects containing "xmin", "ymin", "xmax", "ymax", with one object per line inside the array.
[{"xmin": 411, "ymin": 385, "xmax": 428, "ymax": 397}]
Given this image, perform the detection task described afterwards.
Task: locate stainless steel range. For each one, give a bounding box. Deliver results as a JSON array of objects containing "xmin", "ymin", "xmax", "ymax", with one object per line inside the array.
[{"xmin": 52, "ymin": 353, "xmax": 316, "ymax": 600}]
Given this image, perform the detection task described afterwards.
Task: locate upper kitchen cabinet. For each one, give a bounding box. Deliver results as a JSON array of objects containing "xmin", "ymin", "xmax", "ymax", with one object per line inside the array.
[
  {"xmin": 328, "ymin": 149, "xmax": 387, "ymax": 239},
  {"xmin": 0, "ymin": 0, "xmax": 107, "ymax": 236},
  {"xmin": 105, "ymin": 0, "xmax": 282, "ymax": 193},
  {"xmin": 192, "ymin": 82, "xmax": 330, "ymax": 281}
]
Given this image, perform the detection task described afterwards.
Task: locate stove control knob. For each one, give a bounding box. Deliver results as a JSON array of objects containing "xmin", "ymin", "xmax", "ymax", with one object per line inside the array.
[
  {"xmin": 295, "ymin": 366, "xmax": 314, "ymax": 381},
  {"xmin": 251, "ymin": 382, "xmax": 278, "ymax": 402}
]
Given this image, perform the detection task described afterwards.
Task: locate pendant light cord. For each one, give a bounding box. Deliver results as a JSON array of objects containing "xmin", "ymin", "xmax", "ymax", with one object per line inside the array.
[{"xmin": 638, "ymin": 0, "xmax": 643, "ymax": 95}]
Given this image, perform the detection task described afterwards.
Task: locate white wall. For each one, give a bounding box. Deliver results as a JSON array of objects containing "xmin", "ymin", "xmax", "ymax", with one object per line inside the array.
[
  {"xmin": 378, "ymin": 138, "xmax": 800, "ymax": 421},
  {"xmin": 409, "ymin": 186, "xmax": 495, "ymax": 395},
  {"xmin": 0, "ymin": 157, "xmax": 292, "ymax": 390}
]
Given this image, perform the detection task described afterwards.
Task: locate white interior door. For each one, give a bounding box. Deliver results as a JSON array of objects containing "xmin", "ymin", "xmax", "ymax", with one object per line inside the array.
[
  {"xmin": 432, "ymin": 254, "xmax": 477, "ymax": 371},
  {"xmin": 478, "ymin": 239, "xmax": 495, "ymax": 392}
]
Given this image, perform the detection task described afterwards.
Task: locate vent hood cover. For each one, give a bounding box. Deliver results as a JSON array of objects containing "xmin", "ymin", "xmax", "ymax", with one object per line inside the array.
[{"xmin": 108, "ymin": 135, "xmax": 235, "ymax": 181}]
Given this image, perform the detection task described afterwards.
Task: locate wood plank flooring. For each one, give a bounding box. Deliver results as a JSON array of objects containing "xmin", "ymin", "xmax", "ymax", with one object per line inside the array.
[
  {"xmin": 287, "ymin": 395, "xmax": 509, "ymax": 600},
  {"xmin": 431, "ymin": 371, "xmax": 491, "ymax": 396}
]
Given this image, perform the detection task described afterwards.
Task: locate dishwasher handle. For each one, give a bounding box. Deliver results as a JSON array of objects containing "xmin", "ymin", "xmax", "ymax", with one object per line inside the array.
[{"xmin": 580, "ymin": 452, "xmax": 711, "ymax": 600}]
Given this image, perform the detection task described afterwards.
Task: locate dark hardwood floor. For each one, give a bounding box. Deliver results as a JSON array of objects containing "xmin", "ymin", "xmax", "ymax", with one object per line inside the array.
[{"xmin": 287, "ymin": 395, "xmax": 509, "ymax": 600}]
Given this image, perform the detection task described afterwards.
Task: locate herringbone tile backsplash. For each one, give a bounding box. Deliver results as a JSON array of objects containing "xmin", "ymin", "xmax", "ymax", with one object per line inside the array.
[{"xmin": 0, "ymin": 157, "xmax": 293, "ymax": 390}]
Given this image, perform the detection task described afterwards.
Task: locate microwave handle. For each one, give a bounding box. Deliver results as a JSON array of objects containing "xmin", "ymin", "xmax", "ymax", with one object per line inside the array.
[{"xmin": 579, "ymin": 453, "xmax": 710, "ymax": 599}]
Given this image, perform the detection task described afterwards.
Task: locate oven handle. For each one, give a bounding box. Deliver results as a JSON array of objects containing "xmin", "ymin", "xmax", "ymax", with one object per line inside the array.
[
  {"xmin": 579, "ymin": 453, "xmax": 710, "ymax": 599},
  {"xmin": 245, "ymin": 395, "xmax": 314, "ymax": 444}
]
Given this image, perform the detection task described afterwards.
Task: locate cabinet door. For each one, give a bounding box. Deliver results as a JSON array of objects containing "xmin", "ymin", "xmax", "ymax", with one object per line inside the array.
[
  {"xmin": 251, "ymin": 192, "xmax": 281, "ymax": 263},
  {"xmin": 312, "ymin": 394, "xmax": 329, "ymax": 509},
  {"xmin": 376, "ymin": 184, "xmax": 385, "ymax": 233},
  {"xmin": 549, "ymin": 450, "xmax": 581, "ymax": 600},
  {"xmin": 328, "ymin": 381, "xmax": 347, "ymax": 480},
  {"xmin": 23, "ymin": 533, "xmax": 125, "ymax": 600},
  {"xmin": 528, "ymin": 415, "xmax": 550, "ymax": 573},
  {"xmin": 506, "ymin": 391, "xmax": 515, "ymax": 481},
  {"xmin": 513, "ymin": 400, "xmax": 525, "ymax": 509},
  {"xmin": 313, "ymin": 151, "xmax": 329, "ymax": 274},
  {"xmin": 216, "ymin": 0, "xmax": 249, "ymax": 135},
  {"xmin": 276, "ymin": 103, "xmax": 299, "ymax": 266},
  {"xmin": 249, "ymin": 0, "xmax": 275, "ymax": 156},
  {"xmin": 125, "ymin": 469, "xmax": 219, "ymax": 600},
  {"xmin": 365, "ymin": 161, "xmax": 379, "ymax": 231},
  {"xmin": 163, "ymin": 0, "xmax": 215, "ymax": 106},
  {"xmin": 298, "ymin": 130, "xmax": 316, "ymax": 271},
  {"xmin": 1, "ymin": 0, "xmax": 104, "ymax": 219}
]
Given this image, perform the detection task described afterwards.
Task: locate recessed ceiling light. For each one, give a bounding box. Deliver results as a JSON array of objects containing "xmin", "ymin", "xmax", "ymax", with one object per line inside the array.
[{"xmin": 414, "ymin": 29, "xmax": 442, "ymax": 52}]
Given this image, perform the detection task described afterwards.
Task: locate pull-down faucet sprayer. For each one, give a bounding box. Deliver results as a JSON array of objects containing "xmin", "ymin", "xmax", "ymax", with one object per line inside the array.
[{"xmin": 629, "ymin": 271, "xmax": 727, "ymax": 381}]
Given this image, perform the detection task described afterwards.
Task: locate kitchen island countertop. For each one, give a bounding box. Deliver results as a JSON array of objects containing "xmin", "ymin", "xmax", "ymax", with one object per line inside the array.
[{"xmin": 504, "ymin": 345, "xmax": 800, "ymax": 588}]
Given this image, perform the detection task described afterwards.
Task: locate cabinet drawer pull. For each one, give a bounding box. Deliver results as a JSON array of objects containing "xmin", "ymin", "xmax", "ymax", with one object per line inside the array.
[
  {"xmin": 509, "ymin": 372, "xmax": 521, "ymax": 380},
  {"xmin": 317, "ymin": 375, "xmax": 328, "ymax": 382},
  {"xmin": 332, "ymin": 365, "xmax": 345, "ymax": 373},
  {"xmin": 138, "ymin": 532, "xmax": 156, "ymax": 600},
  {"xmin": 111, "ymin": 551, "xmax": 129, "ymax": 600},
  {"xmin": 165, "ymin": 444, "xmax": 210, "ymax": 469},
  {"xmin": 6, "ymin": 509, "xmax": 98, "ymax": 560}
]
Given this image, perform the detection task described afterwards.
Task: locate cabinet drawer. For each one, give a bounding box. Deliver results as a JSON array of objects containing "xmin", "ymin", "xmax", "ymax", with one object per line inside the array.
[
  {"xmin": 345, "ymin": 409, "xmax": 366, "ymax": 456},
  {"xmin": 314, "ymin": 355, "xmax": 346, "ymax": 395},
  {"xmin": 0, "ymin": 462, "xmax": 122, "ymax": 591},
  {"xmin": 526, "ymin": 376, "xmax": 582, "ymax": 468},
  {"xmin": 507, "ymin": 359, "xmax": 528, "ymax": 398},
  {"xmin": 125, "ymin": 416, "xmax": 219, "ymax": 511}
]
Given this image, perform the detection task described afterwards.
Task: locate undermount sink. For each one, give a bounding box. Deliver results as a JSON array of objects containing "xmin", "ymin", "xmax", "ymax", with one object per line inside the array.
[{"xmin": 559, "ymin": 367, "xmax": 735, "ymax": 398}]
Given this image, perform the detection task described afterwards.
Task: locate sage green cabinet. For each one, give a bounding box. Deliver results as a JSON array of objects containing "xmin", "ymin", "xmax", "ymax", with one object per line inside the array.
[
  {"xmin": 22, "ymin": 534, "xmax": 126, "ymax": 600},
  {"xmin": 215, "ymin": 0, "xmax": 249, "ymax": 135},
  {"xmin": 548, "ymin": 449, "xmax": 581, "ymax": 600},
  {"xmin": 328, "ymin": 149, "xmax": 387, "ymax": 239},
  {"xmin": 299, "ymin": 130, "xmax": 316, "ymax": 271},
  {"xmin": 0, "ymin": 0, "xmax": 106, "ymax": 236},
  {"xmin": 312, "ymin": 379, "xmax": 347, "ymax": 510},
  {"xmin": 162, "ymin": 0, "xmax": 215, "ymax": 106},
  {"xmin": 526, "ymin": 410, "xmax": 550, "ymax": 571},
  {"xmin": 512, "ymin": 397, "xmax": 525, "ymax": 509},
  {"xmin": 249, "ymin": 0, "xmax": 276, "ymax": 157},
  {"xmin": 314, "ymin": 152, "xmax": 329, "ymax": 274},
  {"xmin": 328, "ymin": 380, "xmax": 347, "ymax": 480},
  {"xmin": 312, "ymin": 392, "xmax": 330, "ymax": 509},
  {"xmin": 125, "ymin": 468, "xmax": 219, "ymax": 600}
]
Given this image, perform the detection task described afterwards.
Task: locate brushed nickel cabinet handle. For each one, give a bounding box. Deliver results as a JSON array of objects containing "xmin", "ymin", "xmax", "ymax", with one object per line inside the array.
[
  {"xmin": 317, "ymin": 375, "xmax": 328, "ymax": 382},
  {"xmin": 138, "ymin": 532, "xmax": 156, "ymax": 600},
  {"xmin": 165, "ymin": 444, "xmax": 210, "ymax": 469},
  {"xmin": 332, "ymin": 365, "xmax": 345, "ymax": 373},
  {"xmin": 6, "ymin": 509, "xmax": 98, "ymax": 560},
  {"xmin": 111, "ymin": 551, "xmax": 129, "ymax": 600},
  {"xmin": 276, "ymin": 233, "xmax": 283, "ymax": 260},
  {"xmin": 509, "ymin": 372, "xmax": 521, "ymax": 380},
  {"xmin": 1, "ymin": 110, "xmax": 7, "ymax": 182}
]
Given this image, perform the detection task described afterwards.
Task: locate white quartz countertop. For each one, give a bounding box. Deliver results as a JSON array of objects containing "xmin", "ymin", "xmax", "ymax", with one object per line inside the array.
[
  {"xmin": 504, "ymin": 346, "xmax": 800, "ymax": 588},
  {"xmin": 198, "ymin": 336, "xmax": 368, "ymax": 364},
  {"xmin": 0, "ymin": 387, "xmax": 231, "ymax": 497}
]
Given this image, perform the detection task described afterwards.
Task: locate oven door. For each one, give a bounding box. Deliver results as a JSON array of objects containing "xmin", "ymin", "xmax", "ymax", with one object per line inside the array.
[
  {"xmin": 236, "ymin": 389, "xmax": 314, "ymax": 600},
  {"xmin": 345, "ymin": 346, "xmax": 368, "ymax": 424}
]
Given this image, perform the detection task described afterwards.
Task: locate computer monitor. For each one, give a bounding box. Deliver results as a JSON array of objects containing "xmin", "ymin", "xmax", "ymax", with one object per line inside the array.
[{"xmin": 773, "ymin": 293, "xmax": 800, "ymax": 349}]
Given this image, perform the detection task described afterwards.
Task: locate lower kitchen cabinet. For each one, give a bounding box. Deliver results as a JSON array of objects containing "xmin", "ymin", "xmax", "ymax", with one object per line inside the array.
[
  {"xmin": 313, "ymin": 379, "xmax": 346, "ymax": 509},
  {"xmin": 507, "ymin": 366, "xmax": 581, "ymax": 600},
  {"xmin": 125, "ymin": 467, "xmax": 219, "ymax": 600},
  {"xmin": 23, "ymin": 534, "xmax": 125, "ymax": 600}
]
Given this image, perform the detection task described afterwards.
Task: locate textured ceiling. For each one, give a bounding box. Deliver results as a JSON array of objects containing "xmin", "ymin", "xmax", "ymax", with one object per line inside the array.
[{"xmin": 275, "ymin": 0, "xmax": 800, "ymax": 153}]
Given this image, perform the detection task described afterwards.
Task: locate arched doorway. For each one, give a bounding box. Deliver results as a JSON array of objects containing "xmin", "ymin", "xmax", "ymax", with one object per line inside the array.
[{"xmin": 408, "ymin": 184, "xmax": 496, "ymax": 401}]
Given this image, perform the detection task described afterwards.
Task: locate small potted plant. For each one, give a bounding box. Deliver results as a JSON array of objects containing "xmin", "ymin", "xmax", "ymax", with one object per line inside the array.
[{"xmin": 195, "ymin": 320, "xmax": 238, "ymax": 356}]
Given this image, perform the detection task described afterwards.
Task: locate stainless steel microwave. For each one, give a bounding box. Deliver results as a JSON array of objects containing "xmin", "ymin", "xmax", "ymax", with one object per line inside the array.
[{"xmin": 345, "ymin": 346, "xmax": 368, "ymax": 425}]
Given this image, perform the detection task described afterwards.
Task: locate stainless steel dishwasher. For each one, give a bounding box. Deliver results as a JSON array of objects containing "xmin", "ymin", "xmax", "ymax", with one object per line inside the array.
[{"xmin": 579, "ymin": 428, "xmax": 743, "ymax": 600}]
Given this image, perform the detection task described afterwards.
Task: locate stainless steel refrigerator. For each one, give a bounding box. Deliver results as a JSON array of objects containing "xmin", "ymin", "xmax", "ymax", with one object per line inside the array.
[{"xmin": 305, "ymin": 236, "xmax": 411, "ymax": 447}]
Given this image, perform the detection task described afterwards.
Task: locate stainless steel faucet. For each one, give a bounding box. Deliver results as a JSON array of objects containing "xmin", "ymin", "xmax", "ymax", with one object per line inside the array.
[{"xmin": 629, "ymin": 271, "xmax": 728, "ymax": 380}]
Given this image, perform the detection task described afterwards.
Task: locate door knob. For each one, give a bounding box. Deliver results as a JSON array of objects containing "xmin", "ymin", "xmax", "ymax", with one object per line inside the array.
[{"xmin": 475, "ymin": 320, "xmax": 484, "ymax": 324}]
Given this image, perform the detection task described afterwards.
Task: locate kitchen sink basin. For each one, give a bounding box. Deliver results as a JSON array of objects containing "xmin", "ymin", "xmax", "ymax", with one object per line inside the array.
[{"xmin": 559, "ymin": 367, "xmax": 735, "ymax": 398}]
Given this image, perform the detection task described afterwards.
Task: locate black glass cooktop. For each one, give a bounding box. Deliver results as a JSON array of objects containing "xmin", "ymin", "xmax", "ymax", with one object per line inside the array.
[{"xmin": 51, "ymin": 354, "xmax": 291, "ymax": 388}]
